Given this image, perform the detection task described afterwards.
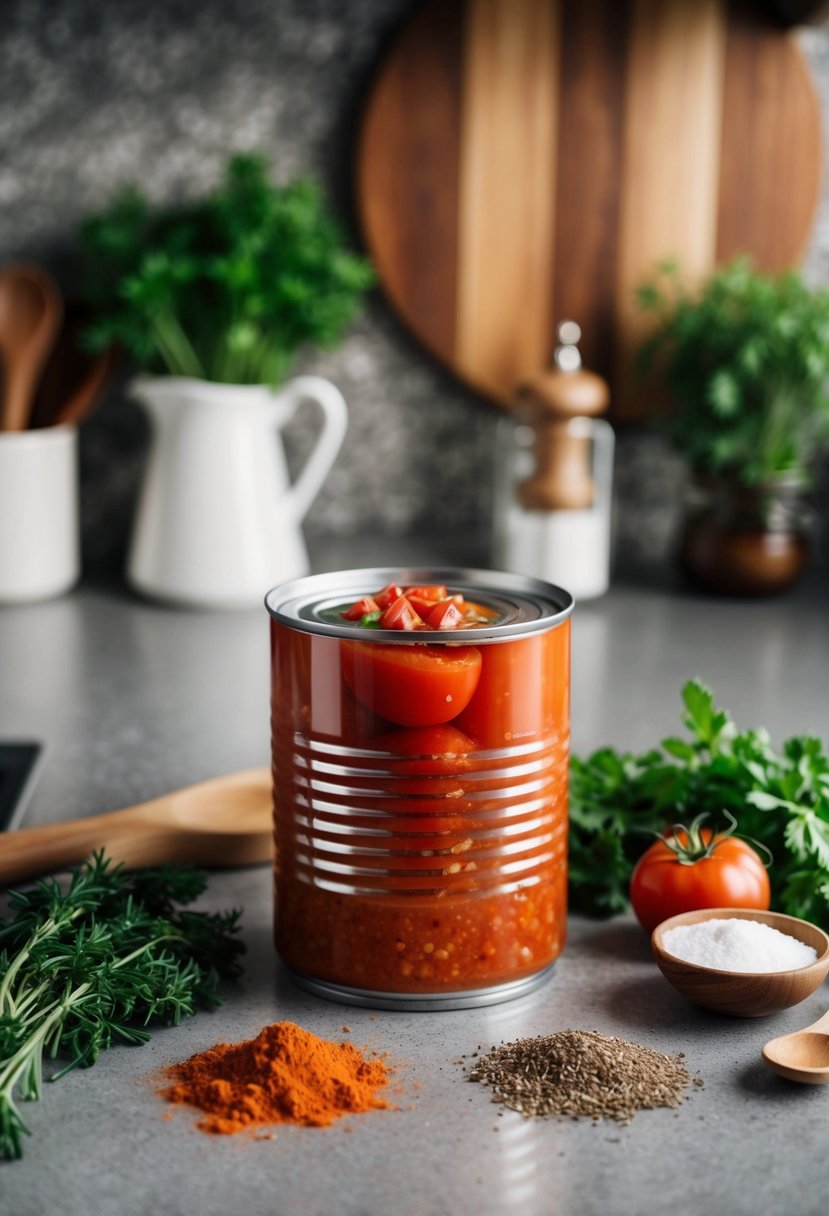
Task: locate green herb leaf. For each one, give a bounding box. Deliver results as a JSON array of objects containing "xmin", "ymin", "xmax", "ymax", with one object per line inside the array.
[
  {"xmin": 660, "ymin": 737, "xmax": 697, "ymax": 763},
  {"xmin": 358, "ymin": 611, "xmax": 382, "ymax": 628},
  {"xmin": 636, "ymin": 256, "xmax": 829, "ymax": 483},
  {"xmin": 79, "ymin": 154, "xmax": 374, "ymax": 386}
]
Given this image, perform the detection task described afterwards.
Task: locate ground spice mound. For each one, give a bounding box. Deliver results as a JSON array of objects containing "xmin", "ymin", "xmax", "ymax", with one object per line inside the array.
[
  {"xmin": 467, "ymin": 1030, "xmax": 692, "ymax": 1124},
  {"xmin": 161, "ymin": 1021, "xmax": 391, "ymax": 1135}
]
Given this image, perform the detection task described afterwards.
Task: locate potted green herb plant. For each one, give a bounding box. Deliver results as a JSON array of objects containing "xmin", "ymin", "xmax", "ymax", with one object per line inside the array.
[
  {"xmin": 638, "ymin": 257, "xmax": 829, "ymax": 595},
  {"xmin": 80, "ymin": 154, "xmax": 374, "ymax": 607}
]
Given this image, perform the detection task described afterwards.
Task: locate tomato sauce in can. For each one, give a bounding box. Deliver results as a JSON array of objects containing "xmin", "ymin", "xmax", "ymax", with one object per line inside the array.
[{"xmin": 265, "ymin": 568, "xmax": 573, "ymax": 1009}]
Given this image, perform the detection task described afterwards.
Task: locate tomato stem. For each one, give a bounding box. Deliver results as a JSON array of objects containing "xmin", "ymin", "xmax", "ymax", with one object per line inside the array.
[{"xmin": 659, "ymin": 810, "xmax": 773, "ymax": 869}]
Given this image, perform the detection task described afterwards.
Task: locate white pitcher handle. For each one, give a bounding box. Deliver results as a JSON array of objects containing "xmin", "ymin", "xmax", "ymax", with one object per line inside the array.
[{"xmin": 276, "ymin": 376, "xmax": 348, "ymax": 523}]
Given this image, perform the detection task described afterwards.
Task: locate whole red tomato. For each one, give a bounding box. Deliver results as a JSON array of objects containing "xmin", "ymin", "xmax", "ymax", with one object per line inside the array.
[{"xmin": 629, "ymin": 820, "xmax": 771, "ymax": 933}]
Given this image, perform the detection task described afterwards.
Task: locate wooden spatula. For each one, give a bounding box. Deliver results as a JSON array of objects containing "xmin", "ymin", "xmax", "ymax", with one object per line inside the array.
[{"xmin": 0, "ymin": 768, "xmax": 272, "ymax": 887}]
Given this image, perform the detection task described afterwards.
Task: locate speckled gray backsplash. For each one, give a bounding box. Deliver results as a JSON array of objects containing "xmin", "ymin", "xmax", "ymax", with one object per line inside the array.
[{"xmin": 2, "ymin": 0, "xmax": 827, "ymax": 575}]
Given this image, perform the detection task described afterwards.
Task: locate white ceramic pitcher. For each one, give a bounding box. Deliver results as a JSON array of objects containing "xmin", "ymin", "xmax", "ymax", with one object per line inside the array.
[{"xmin": 127, "ymin": 375, "xmax": 347, "ymax": 607}]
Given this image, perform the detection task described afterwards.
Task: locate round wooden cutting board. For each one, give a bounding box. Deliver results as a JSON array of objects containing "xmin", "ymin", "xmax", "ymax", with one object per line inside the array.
[{"xmin": 356, "ymin": 0, "xmax": 822, "ymax": 419}]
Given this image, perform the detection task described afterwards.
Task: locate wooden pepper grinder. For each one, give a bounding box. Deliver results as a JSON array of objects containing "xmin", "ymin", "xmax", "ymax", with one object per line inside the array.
[{"xmin": 516, "ymin": 321, "xmax": 609, "ymax": 511}]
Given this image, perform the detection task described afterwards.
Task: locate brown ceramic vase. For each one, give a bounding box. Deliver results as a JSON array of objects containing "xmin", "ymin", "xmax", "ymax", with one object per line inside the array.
[{"xmin": 678, "ymin": 474, "xmax": 812, "ymax": 596}]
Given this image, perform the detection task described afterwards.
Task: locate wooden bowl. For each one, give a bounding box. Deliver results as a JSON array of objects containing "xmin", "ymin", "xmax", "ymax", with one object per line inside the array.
[{"xmin": 651, "ymin": 908, "xmax": 829, "ymax": 1017}]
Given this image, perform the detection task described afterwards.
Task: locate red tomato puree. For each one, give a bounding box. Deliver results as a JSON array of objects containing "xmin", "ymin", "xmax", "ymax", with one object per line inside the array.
[{"xmin": 270, "ymin": 588, "xmax": 570, "ymax": 995}]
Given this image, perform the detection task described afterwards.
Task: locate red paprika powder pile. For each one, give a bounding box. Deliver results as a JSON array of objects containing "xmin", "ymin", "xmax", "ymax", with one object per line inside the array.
[{"xmin": 162, "ymin": 1021, "xmax": 391, "ymax": 1135}]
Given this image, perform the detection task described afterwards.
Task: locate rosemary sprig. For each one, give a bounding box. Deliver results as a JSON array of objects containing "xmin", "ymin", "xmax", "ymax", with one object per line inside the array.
[{"xmin": 0, "ymin": 852, "xmax": 243, "ymax": 1160}]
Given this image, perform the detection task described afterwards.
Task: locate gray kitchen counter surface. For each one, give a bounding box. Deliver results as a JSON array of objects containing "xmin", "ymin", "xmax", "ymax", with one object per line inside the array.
[{"xmin": 1, "ymin": 558, "xmax": 828, "ymax": 1216}]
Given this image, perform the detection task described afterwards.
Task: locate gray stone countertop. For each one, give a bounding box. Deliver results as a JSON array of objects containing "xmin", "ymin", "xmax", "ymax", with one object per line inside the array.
[{"xmin": 1, "ymin": 547, "xmax": 828, "ymax": 1216}]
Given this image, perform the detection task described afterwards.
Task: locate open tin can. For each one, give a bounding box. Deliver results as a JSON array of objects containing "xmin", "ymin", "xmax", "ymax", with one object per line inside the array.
[{"xmin": 266, "ymin": 568, "xmax": 573, "ymax": 1010}]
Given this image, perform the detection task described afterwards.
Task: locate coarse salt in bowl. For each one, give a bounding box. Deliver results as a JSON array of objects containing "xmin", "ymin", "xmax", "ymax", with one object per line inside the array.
[
  {"xmin": 651, "ymin": 908, "xmax": 829, "ymax": 1017},
  {"xmin": 661, "ymin": 917, "xmax": 818, "ymax": 973}
]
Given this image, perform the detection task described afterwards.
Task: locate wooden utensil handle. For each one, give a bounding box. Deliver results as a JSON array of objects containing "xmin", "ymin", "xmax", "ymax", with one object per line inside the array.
[
  {"xmin": 0, "ymin": 380, "xmax": 32, "ymax": 433},
  {"xmin": 805, "ymin": 1008, "xmax": 829, "ymax": 1034},
  {"xmin": 518, "ymin": 423, "xmax": 594, "ymax": 511},
  {"xmin": 0, "ymin": 812, "xmax": 140, "ymax": 887}
]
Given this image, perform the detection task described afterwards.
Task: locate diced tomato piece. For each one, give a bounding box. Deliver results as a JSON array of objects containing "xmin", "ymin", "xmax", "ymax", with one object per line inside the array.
[
  {"xmin": 374, "ymin": 583, "xmax": 404, "ymax": 610},
  {"xmin": 406, "ymin": 594, "xmax": 443, "ymax": 618},
  {"xmin": 379, "ymin": 594, "xmax": 423, "ymax": 631},
  {"xmin": 426, "ymin": 600, "xmax": 464, "ymax": 630},
  {"xmin": 340, "ymin": 596, "xmax": 380, "ymax": 621},
  {"xmin": 403, "ymin": 584, "xmax": 447, "ymax": 602}
]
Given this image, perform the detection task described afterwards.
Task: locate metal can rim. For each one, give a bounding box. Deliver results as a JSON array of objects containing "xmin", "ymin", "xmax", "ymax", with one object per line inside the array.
[{"xmin": 264, "ymin": 566, "xmax": 574, "ymax": 642}]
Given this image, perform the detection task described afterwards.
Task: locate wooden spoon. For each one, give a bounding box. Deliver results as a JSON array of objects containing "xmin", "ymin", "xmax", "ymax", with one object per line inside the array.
[
  {"xmin": 49, "ymin": 344, "xmax": 118, "ymax": 427},
  {"xmin": 0, "ymin": 768, "xmax": 272, "ymax": 887},
  {"xmin": 29, "ymin": 302, "xmax": 118, "ymax": 430},
  {"xmin": 762, "ymin": 1008, "xmax": 829, "ymax": 1084},
  {"xmin": 0, "ymin": 264, "xmax": 63, "ymax": 432}
]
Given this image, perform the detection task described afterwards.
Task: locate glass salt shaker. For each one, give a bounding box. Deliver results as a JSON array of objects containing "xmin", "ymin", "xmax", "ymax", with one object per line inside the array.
[{"xmin": 493, "ymin": 321, "xmax": 615, "ymax": 600}]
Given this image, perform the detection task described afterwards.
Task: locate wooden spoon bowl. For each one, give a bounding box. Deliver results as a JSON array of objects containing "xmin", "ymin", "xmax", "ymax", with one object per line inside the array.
[
  {"xmin": 0, "ymin": 264, "xmax": 63, "ymax": 432},
  {"xmin": 0, "ymin": 768, "xmax": 273, "ymax": 887},
  {"xmin": 762, "ymin": 1008, "xmax": 829, "ymax": 1084},
  {"xmin": 651, "ymin": 908, "xmax": 829, "ymax": 1017}
]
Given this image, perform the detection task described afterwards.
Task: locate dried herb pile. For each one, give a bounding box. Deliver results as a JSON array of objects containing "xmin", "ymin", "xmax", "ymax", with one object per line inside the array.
[{"xmin": 467, "ymin": 1030, "xmax": 695, "ymax": 1124}]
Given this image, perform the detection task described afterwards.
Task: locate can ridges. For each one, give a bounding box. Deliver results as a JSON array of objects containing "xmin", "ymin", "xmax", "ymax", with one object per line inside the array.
[{"xmin": 276, "ymin": 726, "xmax": 567, "ymax": 899}]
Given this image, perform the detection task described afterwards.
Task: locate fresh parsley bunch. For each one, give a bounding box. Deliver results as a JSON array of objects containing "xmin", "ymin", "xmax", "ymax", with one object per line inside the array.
[
  {"xmin": 80, "ymin": 153, "xmax": 374, "ymax": 386},
  {"xmin": 570, "ymin": 680, "xmax": 829, "ymax": 925},
  {"xmin": 637, "ymin": 258, "xmax": 829, "ymax": 486},
  {"xmin": 0, "ymin": 853, "xmax": 243, "ymax": 1160}
]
